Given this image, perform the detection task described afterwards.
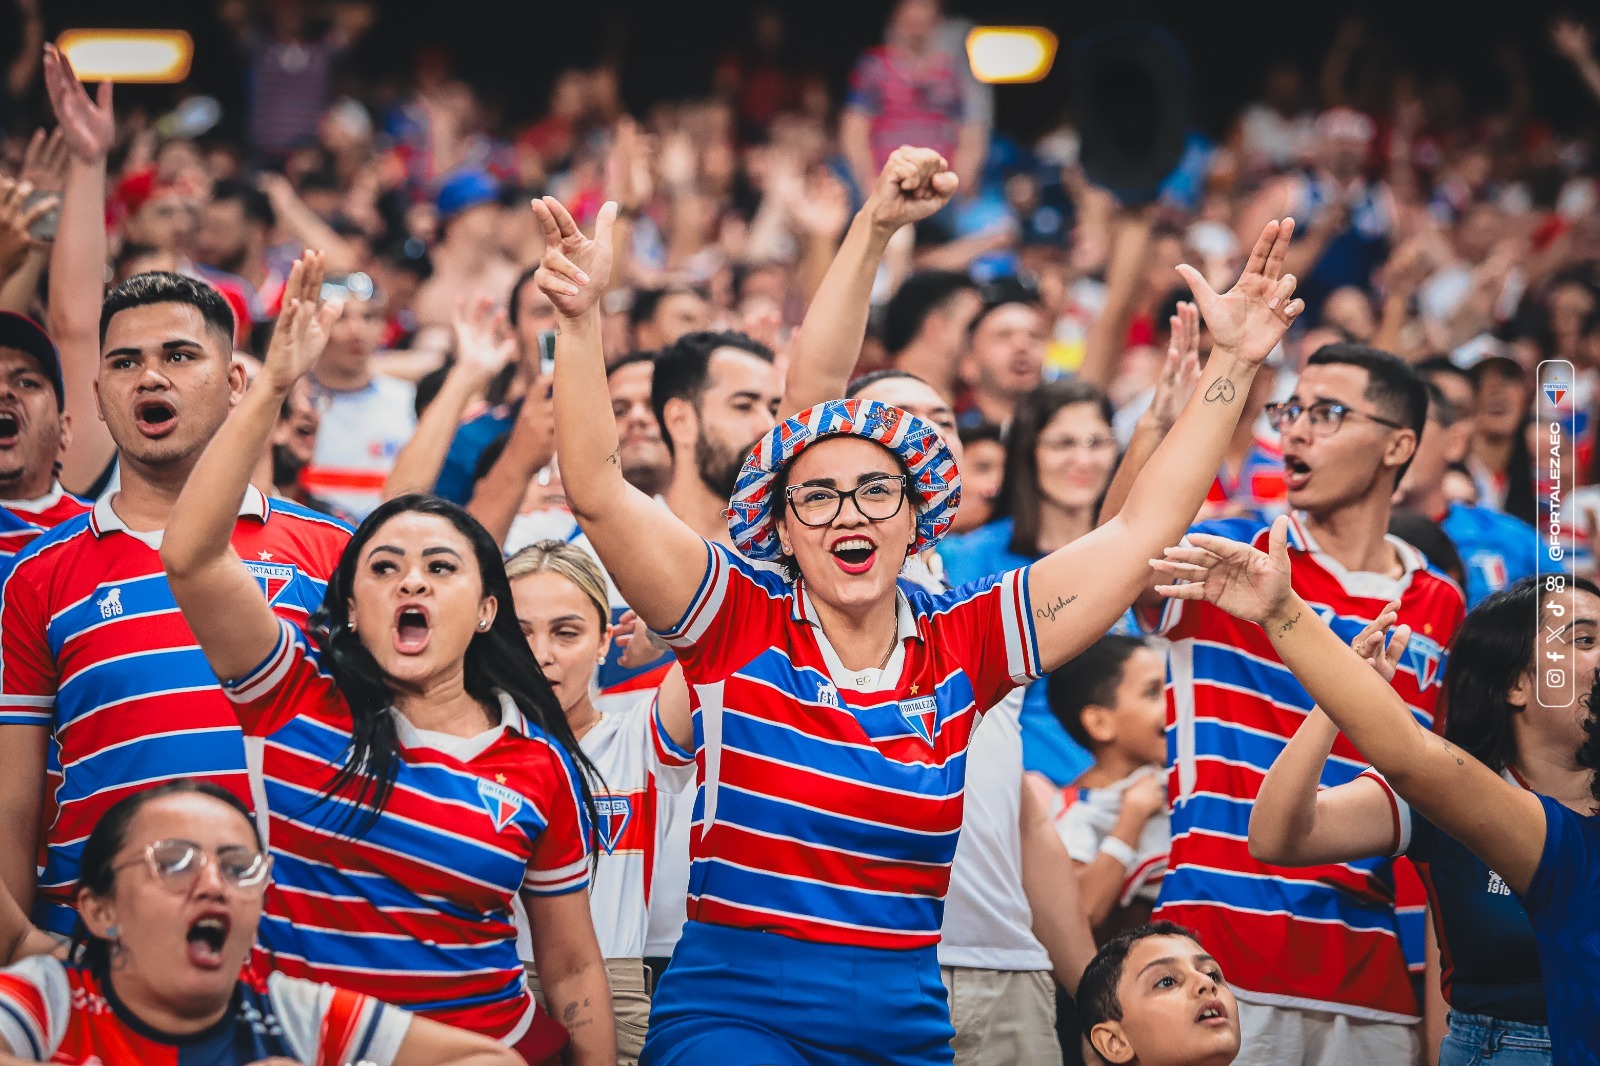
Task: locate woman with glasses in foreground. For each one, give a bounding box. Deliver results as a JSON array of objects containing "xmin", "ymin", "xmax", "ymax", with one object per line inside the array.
[
  {"xmin": 535, "ymin": 182, "xmax": 1304, "ymax": 1065},
  {"xmin": 0, "ymin": 781, "xmax": 518, "ymax": 1065}
]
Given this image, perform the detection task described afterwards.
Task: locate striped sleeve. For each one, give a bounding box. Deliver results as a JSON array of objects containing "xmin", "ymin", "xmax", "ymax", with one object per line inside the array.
[
  {"xmin": 655, "ymin": 541, "xmax": 786, "ymax": 683},
  {"xmin": 221, "ymin": 617, "xmax": 336, "ymax": 737},
  {"xmin": 930, "ymin": 567, "xmax": 1042, "ymax": 707},
  {"xmin": 0, "ymin": 559, "xmax": 57, "ymax": 728},
  {"xmin": 0, "ymin": 956, "xmax": 70, "ymax": 1060},
  {"xmin": 523, "ymin": 741, "xmax": 594, "ymax": 896},
  {"xmin": 267, "ymin": 971, "xmax": 412, "ymax": 1066},
  {"xmin": 1358, "ymin": 768, "xmax": 1412, "ymax": 857},
  {"xmin": 649, "ymin": 696, "xmax": 696, "ymax": 795}
]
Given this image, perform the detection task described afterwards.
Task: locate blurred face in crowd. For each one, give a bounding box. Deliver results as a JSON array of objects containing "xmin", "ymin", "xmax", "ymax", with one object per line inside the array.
[
  {"xmin": 608, "ymin": 359, "xmax": 670, "ymax": 495},
  {"xmin": 1397, "ymin": 411, "xmax": 1468, "ymax": 512},
  {"xmin": 77, "ymin": 792, "xmax": 267, "ymax": 1022},
  {"xmin": 1315, "ymin": 127, "xmax": 1369, "ymax": 185},
  {"xmin": 512, "ymin": 570, "xmax": 609, "ymax": 719},
  {"xmin": 319, "ymin": 296, "xmax": 384, "ymax": 380},
  {"xmin": 270, "ymin": 378, "xmax": 321, "ymax": 487},
  {"xmin": 347, "ymin": 511, "xmax": 494, "ymax": 690},
  {"xmin": 953, "ymin": 436, "xmax": 1004, "ymax": 533},
  {"xmin": 920, "ymin": 290, "xmax": 982, "ymax": 369},
  {"xmin": 637, "ymin": 292, "xmax": 712, "ymax": 352},
  {"xmin": 513, "ymin": 278, "xmax": 559, "ymax": 369},
  {"xmin": 1089, "ymin": 934, "xmax": 1239, "ymax": 1066},
  {"xmin": 97, "ymin": 302, "xmax": 244, "ymax": 472},
  {"xmin": 966, "ymin": 303, "xmax": 1046, "ymax": 404},
  {"xmin": 1549, "ymin": 281, "xmax": 1598, "ymax": 361},
  {"xmin": 0, "ymin": 347, "xmax": 69, "ymax": 499},
  {"xmin": 674, "ymin": 348, "xmax": 781, "ymax": 499},
  {"xmin": 443, "ymin": 203, "xmax": 500, "ymax": 250},
  {"xmin": 887, "ymin": 0, "xmax": 939, "ymax": 54},
  {"xmin": 1472, "ymin": 363, "xmax": 1528, "ymax": 440},
  {"xmin": 196, "ymin": 199, "xmax": 256, "ymax": 275},
  {"xmin": 778, "ymin": 436, "xmax": 917, "ymax": 616},
  {"xmin": 1320, "ymin": 287, "xmax": 1375, "ymax": 342},
  {"xmin": 1034, "ymin": 401, "xmax": 1117, "ymax": 515},
  {"xmin": 1423, "ymin": 370, "xmax": 1476, "ymax": 435},
  {"xmin": 1278, "ymin": 363, "xmax": 1415, "ymax": 515},
  {"xmin": 129, "ymin": 191, "xmax": 197, "ymax": 255},
  {"xmin": 1456, "ymin": 203, "xmax": 1505, "ymax": 264}
]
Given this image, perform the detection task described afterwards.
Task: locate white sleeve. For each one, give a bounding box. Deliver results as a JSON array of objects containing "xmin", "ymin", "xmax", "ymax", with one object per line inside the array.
[
  {"xmin": 1050, "ymin": 794, "xmax": 1102, "ymax": 865},
  {"xmin": 0, "ymin": 956, "xmax": 71, "ymax": 1061},
  {"xmin": 1359, "ymin": 768, "xmax": 1413, "ymax": 857},
  {"xmin": 268, "ymin": 971, "xmax": 413, "ymax": 1066}
]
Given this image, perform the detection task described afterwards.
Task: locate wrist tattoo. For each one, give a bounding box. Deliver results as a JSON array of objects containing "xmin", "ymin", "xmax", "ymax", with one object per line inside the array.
[
  {"xmin": 1271, "ymin": 610, "xmax": 1301, "ymax": 636},
  {"xmin": 1034, "ymin": 594, "xmax": 1078, "ymax": 624},
  {"xmin": 1204, "ymin": 377, "xmax": 1237, "ymax": 404}
]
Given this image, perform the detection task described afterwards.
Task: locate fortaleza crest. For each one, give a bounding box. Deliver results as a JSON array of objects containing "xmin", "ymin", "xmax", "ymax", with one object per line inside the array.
[
  {"xmin": 595, "ymin": 794, "xmax": 633, "ymax": 854},
  {"xmin": 243, "ymin": 559, "xmax": 297, "ymax": 604},
  {"xmin": 476, "ymin": 777, "xmax": 523, "ymax": 832},
  {"xmin": 900, "ymin": 695, "xmax": 939, "ymax": 745}
]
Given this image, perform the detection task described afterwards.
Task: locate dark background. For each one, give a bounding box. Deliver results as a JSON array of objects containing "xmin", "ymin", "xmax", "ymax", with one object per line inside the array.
[{"xmin": 7, "ymin": 0, "xmax": 1598, "ymax": 140}]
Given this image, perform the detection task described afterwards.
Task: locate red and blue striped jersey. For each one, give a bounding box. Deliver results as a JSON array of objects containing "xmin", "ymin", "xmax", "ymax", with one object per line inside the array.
[
  {"xmin": 1148, "ymin": 515, "xmax": 1464, "ymax": 1021},
  {"xmin": 0, "ymin": 487, "xmax": 90, "ymax": 577},
  {"xmin": 0, "ymin": 956, "xmax": 411, "ymax": 1065},
  {"xmin": 223, "ymin": 617, "xmax": 592, "ymax": 1041},
  {"xmin": 658, "ymin": 541, "xmax": 1041, "ymax": 951},
  {"xmin": 1205, "ymin": 436, "xmax": 1288, "ymax": 521},
  {"xmin": 0, "ymin": 488, "xmax": 348, "ymax": 935}
]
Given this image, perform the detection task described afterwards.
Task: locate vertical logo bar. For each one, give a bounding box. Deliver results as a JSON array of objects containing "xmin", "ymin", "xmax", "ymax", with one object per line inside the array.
[{"xmin": 1537, "ymin": 360, "xmax": 1578, "ymax": 709}]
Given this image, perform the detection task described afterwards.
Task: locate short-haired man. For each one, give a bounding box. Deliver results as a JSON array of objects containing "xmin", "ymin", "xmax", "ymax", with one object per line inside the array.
[
  {"xmin": 630, "ymin": 284, "xmax": 711, "ymax": 355},
  {"xmin": 0, "ymin": 314, "xmax": 89, "ymax": 570},
  {"xmin": 882, "ymin": 269, "xmax": 981, "ymax": 402},
  {"xmin": 0, "ymin": 270, "xmax": 349, "ymax": 937},
  {"xmin": 195, "ymin": 179, "xmax": 279, "ymax": 315},
  {"xmin": 1116, "ymin": 343, "xmax": 1465, "ymax": 1064},
  {"xmin": 957, "ymin": 290, "xmax": 1047, "ymax": 430}
]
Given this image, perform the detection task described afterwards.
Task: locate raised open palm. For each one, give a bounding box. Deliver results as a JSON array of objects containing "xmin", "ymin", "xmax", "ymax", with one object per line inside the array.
[
  {"xmin": 262, "ymin": 252, "xmax": 342, "ymax": 392},
  {"xmin": 42, "ymin": 45, "xmax": 114, "ymax": 162},
  {"xmin": 1177, "ymin": 219, "xmax": 1302, "ymax": 367},
  {"xmin": 1151, "ymin": 514, "xmax": 1295, "ymax": 626},
  {"xmin": 531, "ymin": 196, "xmax": 617, "ymax": 319}
]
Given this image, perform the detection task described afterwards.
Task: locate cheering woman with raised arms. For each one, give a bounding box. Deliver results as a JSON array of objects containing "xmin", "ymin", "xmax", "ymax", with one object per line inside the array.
[
  {"xmin": 536, "ymin": 188, "xmax": 1303, "ymax": 1066},
  {"xmin": 161, "ymin": 254, "xmax": 614, "ymax": 1064}
]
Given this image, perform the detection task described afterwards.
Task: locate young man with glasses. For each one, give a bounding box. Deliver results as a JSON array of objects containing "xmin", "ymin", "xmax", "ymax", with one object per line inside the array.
[{"xmin": 1112, "ymin": 342, "xmax": 1466, "ymax": 1064}]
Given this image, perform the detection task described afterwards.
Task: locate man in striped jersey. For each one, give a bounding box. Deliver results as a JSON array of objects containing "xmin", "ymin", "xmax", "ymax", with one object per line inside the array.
[{"xmin": 0, "ymin": 313, "xmax": 90, "ymax": 574}]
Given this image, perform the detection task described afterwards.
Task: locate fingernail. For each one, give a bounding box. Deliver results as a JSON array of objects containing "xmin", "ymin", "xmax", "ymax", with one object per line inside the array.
[
  {"xmin": 576, "ymin": 271, "xmax": 590, "ymax": 285},
  {"xmin": 1268, "ymin": 296, "xmax": 1280, "ymax": 309}
]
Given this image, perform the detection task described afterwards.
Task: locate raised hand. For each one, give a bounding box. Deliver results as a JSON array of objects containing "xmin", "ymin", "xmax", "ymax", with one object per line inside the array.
[
  {"xmin": 0, "ymin": 178, "xmax": 56, "ymax": 276},
  {"xmin": 1352, "ymin": 599, "xmax": 1410, "ymax": 685},
  {"xmin": 866, "ymin": 146, "xmax": 959, "ymax": 235},
  {"xmin": 19, "ymin": 129, "xmax": 68, "ymax": 195},
  {"xmin": 1553, "ymin": 18, "xmax": 1593, "ymax": 62},
  {"xmin": 531, "ymin": 196, "xmax": 618, "ymax": 320},
  {"xmin": 1151, "ymin": 514, "xmax": 1295, "ymax": 626},
  {"xmin": 41, "ymin": 44, "xmax": 114, "ymax": 163},
  {"xmin": 262, "ymin": 251, "xmax": 342, "ymax": 392},
  {"xmin": 452, "ymin": 295, "xmax": 516, "ymax": 378},
  {"xmin": 1177, "ymin": 219, "xmax": 1302, "ymax": 367},
  {"xmin": 1122, "ymin": 769, "xmax": 1168, "ymax": 822},
  {"xmin": 614, "ymin": 608, "xmax": 670, "ymax": 669},
  {"xmin": 1148, "ymin": 301, "xmax": 1202, "ymax": 430},
  {"xmin": 789, "ymin": 168, "xmax": 852, "ymax": 240}
]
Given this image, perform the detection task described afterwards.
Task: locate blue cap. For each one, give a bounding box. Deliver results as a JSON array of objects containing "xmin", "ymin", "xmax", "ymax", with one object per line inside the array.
[{"xmin": 436, "ymin": 169, "xmax": 500, "ymax": 220}]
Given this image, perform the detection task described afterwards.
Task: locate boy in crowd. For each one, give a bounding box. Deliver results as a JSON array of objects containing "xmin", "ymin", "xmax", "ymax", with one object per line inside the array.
[{"xmin": 1079, "ymin": 922, "xmax": 1241, "ymax": 1066}]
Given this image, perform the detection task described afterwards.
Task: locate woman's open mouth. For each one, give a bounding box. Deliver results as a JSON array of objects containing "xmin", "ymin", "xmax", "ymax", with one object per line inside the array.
[
  {"xmin": 394, "ymin": 605, "xmax": 431, "ymax": 654},
  {"xmin": 184, "ymin": 912, "xmax": 230, "ymax": 970},
  {"xmin": 830, "ymin": 536, "xmax": 878, "ymax": 575}
]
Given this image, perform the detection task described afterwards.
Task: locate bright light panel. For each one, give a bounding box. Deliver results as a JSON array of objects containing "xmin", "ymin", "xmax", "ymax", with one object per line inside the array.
[
  {"xmin": 966, "ymin": 27, "xmax": 1058, "ymax": 85},
  {"xmin": 57, "ymin": 30, "xmax": 194, "ymax": 84}
]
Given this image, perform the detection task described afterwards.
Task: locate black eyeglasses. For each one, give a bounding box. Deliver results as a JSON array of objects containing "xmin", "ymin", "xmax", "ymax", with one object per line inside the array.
[
  {"xmin": 786, "ymin": 475, "xmax": 909, "ymax": 527},
  {"xmin": 112, "ymin": 839, "xmax": 272, "ymax": 895},
  {"xmin": 1264, "ymin": 400, "xmax": 1406, "ymax": 437}
]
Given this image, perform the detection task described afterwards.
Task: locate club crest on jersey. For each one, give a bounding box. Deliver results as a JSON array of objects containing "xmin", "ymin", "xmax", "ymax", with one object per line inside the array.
[
  {"xmin": 1405, "ymin": 631, "xmax": 1445, "ymax": 689},
  {"xmin": 595, "ymin": 794, "xmax": 633, "ymax": 854},
  {"xmin": 901, "ymin": 695, "xmax": 939, "ymax": 745},
  {"xmin": 476, "ymin": 778, "xmax": 523, "ymax": 831},
  {"xmin": 96, "ymin": 587, "xmax": 123, "ymax": 619},
  {"xmin": 244, "ymin": 560, "xmax": 298, "ymax": 604}
]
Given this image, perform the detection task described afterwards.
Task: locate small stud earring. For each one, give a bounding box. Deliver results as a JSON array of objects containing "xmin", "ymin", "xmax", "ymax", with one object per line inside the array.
[
  {"xmin": 106, "ymin": 924, "xmax": 120, "ymax": 940},
  {"xmin": 478, "ymin": 620, "xmax": 489, "ymax": 631},
  {"xmin": 347, "ymin": 620, "xmax": 357, "ymax": 633}
]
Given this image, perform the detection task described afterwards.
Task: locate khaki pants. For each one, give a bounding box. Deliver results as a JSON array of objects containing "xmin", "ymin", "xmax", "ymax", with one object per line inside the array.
[
  {"xmin": 1236, "ymin": 1000, "xmax": 1419, "ymax": 1066},
  {"xmin": 528, "ymin": 956, "xmax": 652, "ymax": 1066},
  {"xmin": 940, "ymin": 966, "xmax": 1059, "ymax": 1066}
]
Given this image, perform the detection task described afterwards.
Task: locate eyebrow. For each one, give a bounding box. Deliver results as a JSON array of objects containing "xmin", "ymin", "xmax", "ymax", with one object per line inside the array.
[
  {"xmin": 1136, "ymin": 953, "xmax": 1217, "ymax": 979},
  {"xmin": 421, "ymin": 547, "xmax": 463, "ymax": 559},
  {"xmin": 794, "ymin": 472, "xmax": 898, "ymax": 489},
  {"xmin": 104, "ymin": 338, "xmax": 207, "ymax": 360}
]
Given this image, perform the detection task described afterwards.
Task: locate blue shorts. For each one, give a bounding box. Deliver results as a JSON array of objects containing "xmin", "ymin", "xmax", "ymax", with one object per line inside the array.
[
  {"xmin": 640, "ymin": 921, "xmax": 956, "ymax": 1066},
  {"xmin": 1439, "ymin": 1012, "xmax": 1551, "ymax": 1066}
]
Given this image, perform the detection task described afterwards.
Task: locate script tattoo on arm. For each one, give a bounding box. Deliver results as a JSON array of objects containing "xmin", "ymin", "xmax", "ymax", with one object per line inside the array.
[
  {"xmin": 1203, "ymin": 377, "xmax": 1237, "ymax": 404},
  {"xmin": 1270, "ymin": 610, "xmax": 1301, "ymax": 636},
  {"xmin": 1034, "ymin": 594, "xmax": 1078, "ymax": 624}
]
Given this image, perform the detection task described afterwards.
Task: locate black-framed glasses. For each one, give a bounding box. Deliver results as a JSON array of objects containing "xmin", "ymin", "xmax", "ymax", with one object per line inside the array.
[
  {"xmin": 1264, "ymin": 400, "xmax": 1406, "ymax": 437},
  {"xmin": 786, "ymin": 474, "xmax": 909, "ymax": 527},
  {"xmin": 112, "ymin": 839, "xmax": 272, "ymax": 895}
]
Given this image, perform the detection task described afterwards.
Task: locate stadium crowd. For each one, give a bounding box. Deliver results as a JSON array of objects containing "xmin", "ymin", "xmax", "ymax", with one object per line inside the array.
[{"xmin": 0, "ymin": 0, "xmax": 1597, "ymax": 1063}]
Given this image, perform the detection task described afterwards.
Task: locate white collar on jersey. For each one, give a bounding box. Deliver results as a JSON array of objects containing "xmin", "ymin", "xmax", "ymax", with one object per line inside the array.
[
  {"xmin": 389, "ymin": 690, "xmax": 527, "ymax": 761},
  {"xmin": 792, "ymin": 585, "xmax": 920, "ymax": 693},
  {"xmin": 0, "ymin": 480, "xmax": 65, "ymax": 512},
  {"xmin": 1285, "ymin": 511, "xmax": 1426, "ymax": 601},
  {"xmin": 791, "ymin": 582, "xmax": 919, "ymax": 641},
  {"xmin": 91, "ymin": 483, "xmax": 270, "ymax": 539}
]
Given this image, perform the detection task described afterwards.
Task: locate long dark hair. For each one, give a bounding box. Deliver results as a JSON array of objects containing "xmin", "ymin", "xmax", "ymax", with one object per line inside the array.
[
  {"xmin": 994, "ymin": 380, "xmax": 1116, "ymax": 557},
  {"xmin": 71, "ymin": 780, "xmax": 259, "ymax": 971},
  {"xmin": 1445, "ymin": 573, "xmax": 1600, "ymax": 775},
  {"xmin": 310, "ymin": 494, "xmax": 600, "ymax": 842}
]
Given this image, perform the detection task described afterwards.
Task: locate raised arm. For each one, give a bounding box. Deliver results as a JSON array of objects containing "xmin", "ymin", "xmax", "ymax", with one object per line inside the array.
[
  {"xmin": 389, "ymin": 1015, "xmax": 521, "ymax": 1066},
  {"xmin": 537, "ymin": 196, "xmax": 709, "ymax": 631},
  {"xmin": 42, "ymin": 45, "xmax": 116, "ymax": 495},
  {"xmin": 1028, "ymin": 221, "xmax": 1304, "ymax": 674},
  {"xmin": 1154, "ymin": 517, "xmax": 1547, "ymax": 894},
  {"xmin": 162, "ymin": 255, "xmax": 341, "ymax": 682},
  {"xmin": 1019, "ymin": 778, "xmax": 1096, "ymax": 994},
  {"xmin": 465, "ymin": 380, "xmax": 553, "ymax": 545},
  {"xmin": 1247, "ymin": 606, "xmax": 1412, "ymax": 866},
  {"xmin": 781, "ymin": 147, "xmax": 957, "ymax": 415}
]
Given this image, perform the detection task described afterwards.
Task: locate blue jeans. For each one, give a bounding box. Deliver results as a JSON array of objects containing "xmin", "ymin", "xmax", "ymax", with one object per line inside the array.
[
  {"xmin": 641, "ymin": 921, "xmax": 956, "ymax": 1065},
  {"xmin": 1438, "ymin": 1012, "xmax": 1552, "ymax": 1066}
]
